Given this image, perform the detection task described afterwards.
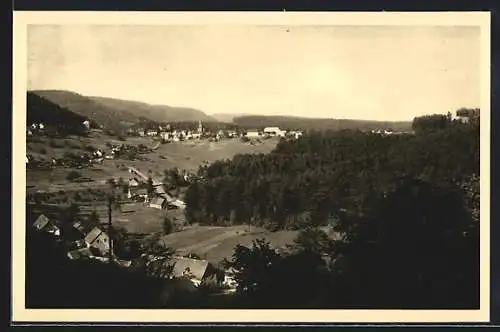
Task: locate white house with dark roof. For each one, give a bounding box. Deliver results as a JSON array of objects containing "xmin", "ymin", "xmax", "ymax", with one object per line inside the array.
[
  {"xmin": 149, "ymin": 197, "xmax": 167, "ymax": 210},
  {"xmin": 245, "ymin": 130, "xmax": 261, "ymax": 138},
  {"xmin": 84, "ymin": 227, "xmax": 110, "ymax": 256},
  {"xmin": 169, "ymin": 256, "xmax": 223, "ymax": 287},
  {"xmin": 33, "ymin": 214, "xmax": 61, "ymax": 237}
]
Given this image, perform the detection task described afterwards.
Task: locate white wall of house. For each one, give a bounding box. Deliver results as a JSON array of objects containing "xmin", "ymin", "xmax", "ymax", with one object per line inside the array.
[{"xmin": 246, "ymin": 131, "xmax": 261, "ymax": 138}]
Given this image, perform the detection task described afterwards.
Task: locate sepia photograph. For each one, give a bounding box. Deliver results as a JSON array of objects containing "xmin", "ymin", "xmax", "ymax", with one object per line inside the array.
[{"xmin": 12, "ymin": 11, "xmax": 490, "ymax": 323}]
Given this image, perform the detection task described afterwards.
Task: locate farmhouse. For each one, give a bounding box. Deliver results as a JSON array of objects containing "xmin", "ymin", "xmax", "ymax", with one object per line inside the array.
[
  {"xmin": 263, "ymin": 127, "xmax": 281, "ymax": 136},
  {"xmin": 160, "ymin": 132, "xmax": 171, "ymax": 141},
  {"xmin": 169, "ymin": 256, "xmax": 224, "ymax": 287},
  {"xmin": 128, "ymin": 187, "xmax": 149, "ymax": 200},
  {"xmin": 93, "ymin": 149, "xmax": 103, "ymax": 158},
  {"xmin": 72, "ymin": 221, "xmax": 87, "ymax": 236},
  {"xmin": 67, "ymin": 247, "xmax": 94, "ymax": 260},
  {"xmin": 456, "ymin": 115, "xmax": 471, "ymax": 123},
  {"xmin": 33, "ymin": 214, "xmax": 61, "ymax": 237},
  {"xmin": 149, "ymin": 197, "xmax": 167, "ymax": 210},
  {"xmin": 147, "ymin": 130, "xmax": 158, "ymax": 136},
  {"xmin": 167, "ymin": 198, "xmax": 186, "ymax": 210},
  {"xmin": 288, "ymin": 130, "xmax": 303, "ymax": 139},
  {"xmin": 84, "ymin": 227, "xmax": 110, "ymax": 256},
  {"xmin": 128, "ymin": 178, "xmax": 141, "ymax": 187}
]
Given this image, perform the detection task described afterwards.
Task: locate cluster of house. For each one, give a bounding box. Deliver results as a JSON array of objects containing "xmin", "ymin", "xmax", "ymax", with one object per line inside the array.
[
  {"xmin": 453, "ymin": 108, "xmax": 479, "ymax": 124},
  {"xmin": 127, "ymin": 121, "xmax": 303, "ymax": 142},
  {"xmin": 370, "ymin": 129, "xmax": 396, "ymax": 135},
  {"xmin": 26, "ymin": 123, "xmax": 45, "ymax": 136},
  {"xmin": 32, "ymin": 213, "xmax": 238, "ymax": 291},
  {"xmin": 244, "ymin": 127, "xmax": 303, "ymax": 140},
  {"xmin": 32, "ymin": 213, "xmax": 115, "ymax": 263},
  {"xmin": 142, "ymin": 254, "xmax": 238, "ymax": 292},
  {"xmin": 27, "ymin": 120, "xmax": 91, "ymax": 136},
  {"xmin": 127, "ymin": 167, "xmax": 187, "ymax": 210},
  {"xmin": 128, "ymin": 121, "xmax": 206, "ymax": 141}
]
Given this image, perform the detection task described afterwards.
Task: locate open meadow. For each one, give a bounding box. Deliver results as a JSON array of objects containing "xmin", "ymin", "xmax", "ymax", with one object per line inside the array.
[{"xmin": 159, "ymin": 225, "xmax": 299, "ymax": 264}]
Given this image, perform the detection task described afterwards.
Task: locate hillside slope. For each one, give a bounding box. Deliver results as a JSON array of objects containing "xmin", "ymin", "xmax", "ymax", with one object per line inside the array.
[
  {"xmin": 89, "ymin": 96, "xmax": 217, "ymax": 123},
  {"xmin": 30, "ymin": 90, "xmax": 217, "ymax": 131},
  {"xmin": 233, "ymin": 115, "xmax": 413, "ymax": 131},
  {"xmin": 31, "ymin": 90, "xmax": 140, "ymax": 131},
  {"xmin": 27, "ymin": 92, "xmax": 90, "ymax": 134}
]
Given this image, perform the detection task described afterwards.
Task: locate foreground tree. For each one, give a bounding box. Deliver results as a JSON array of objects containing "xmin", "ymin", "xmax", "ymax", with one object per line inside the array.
[
  {"xmin": 328, "ymin": 178, "xmax": 479, "ymax": 309},
  {"xmin": 224, "ymin": 239, "xmax": 328, "ymax": 308}
]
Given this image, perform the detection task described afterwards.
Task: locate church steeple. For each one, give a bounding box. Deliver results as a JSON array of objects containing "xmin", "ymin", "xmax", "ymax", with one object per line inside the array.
[{"xmin": 197, "ymin": 120, "xmax": 203, "ymax": 134}]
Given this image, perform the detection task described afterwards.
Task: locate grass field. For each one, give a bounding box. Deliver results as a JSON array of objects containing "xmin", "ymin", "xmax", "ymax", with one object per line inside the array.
[
  {"xmin": 27, "ymin": 133, "xmax": 279, "ymax": 191},
  {"xmin": 160, "ymin": 225, "xmax": 299, "ymax": 264}
]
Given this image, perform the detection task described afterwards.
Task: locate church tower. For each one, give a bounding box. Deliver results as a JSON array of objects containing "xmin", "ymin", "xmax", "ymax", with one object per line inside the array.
[{"xmin": 197, "ymin": 120, "xmax": 203, "ymax": 134}]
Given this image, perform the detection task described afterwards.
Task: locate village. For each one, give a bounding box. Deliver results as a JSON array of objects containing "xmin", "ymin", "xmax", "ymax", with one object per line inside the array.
[
  {"xmin": 25, "ymin": 120, "xmax": 310, "ymax": 296},
  {"xmin": 25, "ymin": 114, "xmax": 423, "ymax": 299},
  {"xmin": 30, "ymin": 202, "xmax": 240, "ymax": 295}
]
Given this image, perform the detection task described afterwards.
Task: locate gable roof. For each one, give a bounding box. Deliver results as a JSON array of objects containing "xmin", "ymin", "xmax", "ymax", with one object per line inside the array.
[
  {"xmin": 170, "ymin": 257, "xmax": 210, "ymax": 280},
  {"xmin": 129, "ymin": 177, "xmax": 141, "ymax": 184},
  {"xmin": 72, "ymin": 221, "xmax": 86, "ymax": 233},
  {"xmin": 155, "ymin": 185, "xmax": 166, "ymax": 195},
  {"xmin": 129, "ymin": 187, "xmax": 148, "ymax": 195},
  {"xmin": 84, "ymin": 227, "xmax": 107, "ymax": 244},
  {"xmin": 33, "ymin": 214, "xmax": 50, "ymax": 230}
]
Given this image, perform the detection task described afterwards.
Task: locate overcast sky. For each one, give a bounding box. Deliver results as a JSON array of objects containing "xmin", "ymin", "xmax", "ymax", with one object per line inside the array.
[{"xmin": 27, "ymin": 25, "xmax": 480, "ymax": 121}]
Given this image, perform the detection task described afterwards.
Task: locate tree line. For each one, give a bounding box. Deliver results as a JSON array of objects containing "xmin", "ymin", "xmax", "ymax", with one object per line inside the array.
[
  {"xmin": 215, "ymin": 109, "xmax": 480, "ymax": 308},
  {"xmin": 185, "ymin": 112, "xmax": 479, "ymax": 231}
]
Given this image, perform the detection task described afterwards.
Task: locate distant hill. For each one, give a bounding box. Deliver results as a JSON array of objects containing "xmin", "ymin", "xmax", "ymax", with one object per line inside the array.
[
  {"xmin": 210, "ymin": 113, "xmax": 252, "ymax": 123},
  {"xmin": 27, "ymin": 92, "xmax": 90, "ymax": 135},
  {"xmin": 29, "ymin": 90, "xmax": 217, "ymax": 131},
  {"xmin": 89, "ymin": 96, "xmax": 217, "ymax": 123},
  {"xmin": 31, "ymin": 90, "xmax": 140, "ymax": 131},
  {"xmin": 232, "ymin": 115, "xmax": 413, "ymax": 132}
]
